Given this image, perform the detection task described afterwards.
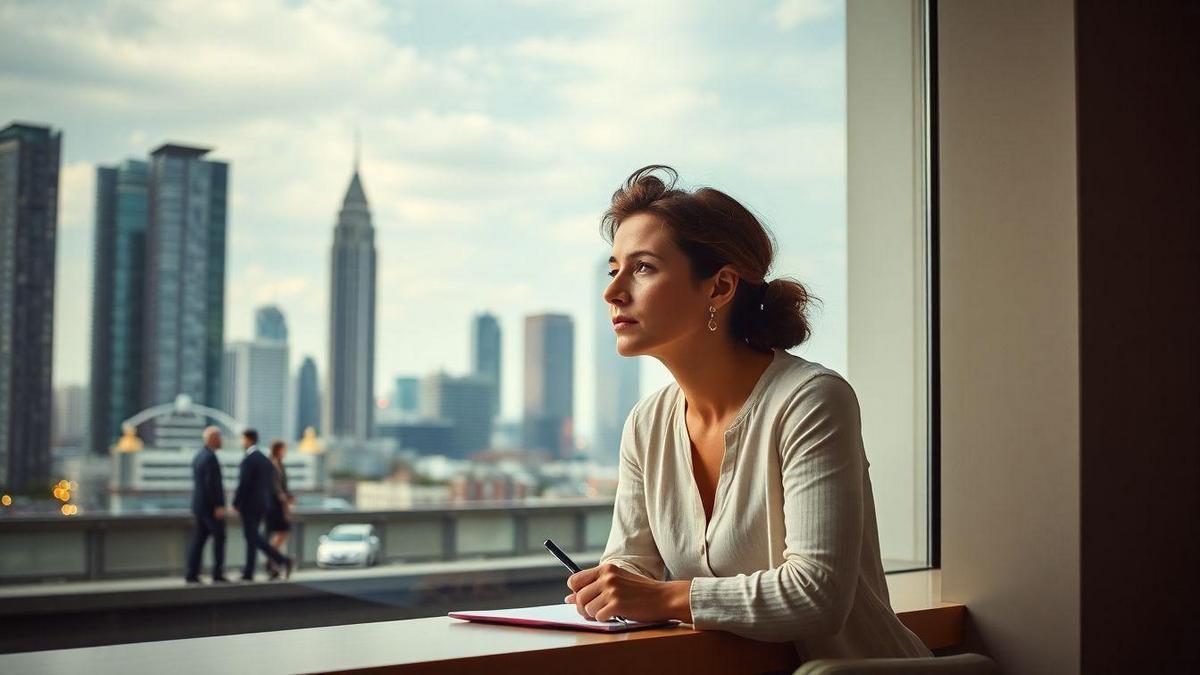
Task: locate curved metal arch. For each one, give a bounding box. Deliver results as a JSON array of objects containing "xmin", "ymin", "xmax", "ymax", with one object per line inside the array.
[
  {"xmin": 179, "ymin": 403, "xmax": 244, "ymax": 434},
  {"xmin": 121, "ymin": 395, "xmax": 244, "ymax": 434}
]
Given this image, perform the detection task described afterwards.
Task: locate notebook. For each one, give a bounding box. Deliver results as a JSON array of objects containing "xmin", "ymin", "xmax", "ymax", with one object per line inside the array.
[{"xmin": 448, "ymin": 603, "xmax": 681, "ymax": 633}]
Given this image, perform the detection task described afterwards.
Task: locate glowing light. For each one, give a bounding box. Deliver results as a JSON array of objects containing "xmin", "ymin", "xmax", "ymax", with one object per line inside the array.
[{"xmin": 1, "ymin": 495, "xmax": 11, "ymax": 506}]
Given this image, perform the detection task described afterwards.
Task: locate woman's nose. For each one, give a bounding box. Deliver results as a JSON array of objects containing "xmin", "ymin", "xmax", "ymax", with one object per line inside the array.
[{"xmin": 603, "ymin": 278, "xmax": 628, "ymax": 305}]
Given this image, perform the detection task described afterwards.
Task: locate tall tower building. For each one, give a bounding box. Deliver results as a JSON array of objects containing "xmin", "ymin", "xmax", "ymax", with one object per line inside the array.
[
  {"xmin": 0, "ymin": 122, "xmax": 59, "ymax": 491},
  {"xmin": 593, "ymin": 256, "xmax": 640, "ymax": 464},
  {"xmin": 522, "ymin": 313, "xmax": 575, "ymax": 458},
  {"xmin": 294, "ymin": 356, "xmax": 320, "ymax": 438},
  {"xmin": 89, "ymin": 159, "xmax": 148, "ymax": 455},
  {"xmin": 140, "ymin": 143, "xmax": 228, "ymax": 441},
  {"xmin": 471, "ymin": 312, "xmax": 501, "ymax": 420},
  {"xmin": 327, "ymin": 155, "xmax": 376, "ymax": 441}
]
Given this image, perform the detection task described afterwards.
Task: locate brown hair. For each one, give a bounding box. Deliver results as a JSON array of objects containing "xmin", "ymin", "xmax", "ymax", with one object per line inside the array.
[
  {"xmin": 600, "ymin": 165, "xmax": 817, "ymax": 352},
  {"xmin": 269, "ymin": 440, "xmax": 286, "ymax": 459}
]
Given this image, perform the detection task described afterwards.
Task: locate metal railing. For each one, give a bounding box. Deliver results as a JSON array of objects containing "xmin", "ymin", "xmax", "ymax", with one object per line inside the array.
[{"xmin": 0, "ymin": 499, "xmax": 615, "ymax": 584}]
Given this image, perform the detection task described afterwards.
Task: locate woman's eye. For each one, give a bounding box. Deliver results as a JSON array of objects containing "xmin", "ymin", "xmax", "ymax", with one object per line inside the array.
[{"xmin": 607, "ymin": 262, "xmax": 652, "ymax": 278}]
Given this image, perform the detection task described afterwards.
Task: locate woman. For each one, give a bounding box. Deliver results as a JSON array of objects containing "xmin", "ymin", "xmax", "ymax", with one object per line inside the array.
[
  {"xmin": 565, "ymin": 166, "xmax": 932, "ymax": 660},
  {"xmin": 265, "ymin": 439, "xmax": 294, "ymax": 580}
]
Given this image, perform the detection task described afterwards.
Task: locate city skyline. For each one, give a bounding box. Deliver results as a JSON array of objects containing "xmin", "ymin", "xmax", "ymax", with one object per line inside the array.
[{"xmin": 4, "ymin": 0, "xmax": 849, "ymax": 450}]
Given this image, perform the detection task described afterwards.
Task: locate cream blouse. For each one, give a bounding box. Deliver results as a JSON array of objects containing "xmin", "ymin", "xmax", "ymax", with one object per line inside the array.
[{"xmin": 600, "ymin": 348, "xmax": 932, "ymax": 660}]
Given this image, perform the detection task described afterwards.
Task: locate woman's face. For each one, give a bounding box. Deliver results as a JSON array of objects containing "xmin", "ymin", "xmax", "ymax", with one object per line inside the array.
[{"xmin": 604, "ymin": 213, "xmax": 710, "ymax": 357}]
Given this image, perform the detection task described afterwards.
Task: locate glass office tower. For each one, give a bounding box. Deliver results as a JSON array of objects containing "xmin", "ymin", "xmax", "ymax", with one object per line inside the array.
[
  {"xmin": 0, "ymin": 122, "xmax": 59, "ymax": 491},
  {"xmin": 140, "ymin": 144, "xmax": 228, "ymax": 442},
  {"xmin": 89, "ymin": 159, "xmax": 148, "ymax": 455}
]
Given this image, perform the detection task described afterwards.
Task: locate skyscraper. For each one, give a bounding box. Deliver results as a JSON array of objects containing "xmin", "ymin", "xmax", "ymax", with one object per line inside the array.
[
  {"xmin": 420, "ymin": 372, "xmax": 494, "ymax": 458},
  {"xmin": 294, "ymin": 356, "xmax": 320, "ymax": 439},
  {"xmin": 522, "ymin": 314, "xmax": 575, "ymax": 458},
  {"xmin": 89, "ymin": 159, "xmax": 148, "ymax": 455},
  {"xmin": 0, "ymin": 122, "xmax": 59, "ymax": 492},
  {"xmin": 471, "ymin": 312, "xmax": 501, "ymax": 419},
  {"xmin": 141, "ymin": 144, "xmax": 228, "ymax": 440},
  {"xmin": 327, "ymin": 157, "xmax": 376, "ymax": 441},
  {"xmin": 593, "ymin": 257, "xmax": 640, "ymax": 464}
]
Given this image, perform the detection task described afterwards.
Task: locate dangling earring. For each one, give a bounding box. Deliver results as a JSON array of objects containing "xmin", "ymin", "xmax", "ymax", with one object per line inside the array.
[{"xmin": 708, "ymin": 306, "xmax": 717, "ymax": 332}]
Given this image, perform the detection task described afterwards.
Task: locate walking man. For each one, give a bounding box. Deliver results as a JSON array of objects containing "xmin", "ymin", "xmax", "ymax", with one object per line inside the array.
[
  {"xmin": 185, "ymin": 426, "xmax": 228, "ymax": 584},
  {"xmin": 232, "ymin": 428, "xmax": 293, "ymax": 581}
]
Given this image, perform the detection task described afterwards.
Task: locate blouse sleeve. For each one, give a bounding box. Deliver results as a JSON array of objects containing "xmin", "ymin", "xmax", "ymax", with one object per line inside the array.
[
  {"xmin": 599, "ymin": 408, "xmax": 667, "ymax": 581},
  {"xmin": 687, "ymin": 373, "xmax": 866, "ymax": 642}
]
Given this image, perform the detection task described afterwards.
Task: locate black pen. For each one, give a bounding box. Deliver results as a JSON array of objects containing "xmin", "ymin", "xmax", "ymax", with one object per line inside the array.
[{"xmin": 543, "ymin": 538, "xmax": 630, "ymax": 625}]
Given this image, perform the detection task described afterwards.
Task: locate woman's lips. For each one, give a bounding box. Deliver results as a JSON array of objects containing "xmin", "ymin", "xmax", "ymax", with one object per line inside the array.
[{"xmin": 613, "ymin": 320, "xmax": 638, "ymax": 332}]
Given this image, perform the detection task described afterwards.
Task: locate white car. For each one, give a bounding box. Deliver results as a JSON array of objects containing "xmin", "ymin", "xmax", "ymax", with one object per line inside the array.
[{"xmin": 316, "ymin": 524, "xmax": 381, "ymax": 568}]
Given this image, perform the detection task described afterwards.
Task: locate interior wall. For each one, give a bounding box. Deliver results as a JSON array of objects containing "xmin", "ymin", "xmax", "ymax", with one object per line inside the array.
[
  {"xmin": 936, "ymin": 1, "xmax": 1081, "ymax": 673},
  {"xmin": 1075, "ymin": 0, "xmax": 1200, "ymax": 672}
]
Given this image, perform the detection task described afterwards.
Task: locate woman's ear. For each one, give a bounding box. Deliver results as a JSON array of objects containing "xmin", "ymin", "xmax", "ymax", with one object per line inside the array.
[{"xmin": 709, "ymin": 265, "xmax": 741, "ymax": 309}]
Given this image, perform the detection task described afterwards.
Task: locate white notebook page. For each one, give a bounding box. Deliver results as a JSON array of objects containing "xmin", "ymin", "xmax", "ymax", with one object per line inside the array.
[{"xmin": 449, "ymin": 603, "xmax": 678, "ymax": 631}]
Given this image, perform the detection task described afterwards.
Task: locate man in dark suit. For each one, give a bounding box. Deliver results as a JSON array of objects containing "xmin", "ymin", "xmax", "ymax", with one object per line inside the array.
[
  {"xmin": 232, "ymin": 428, "xmax": 293, "ymax": 581},
  {"xmin": 185, "ymin": 426, "xmax": 228, "ymax": 583}
]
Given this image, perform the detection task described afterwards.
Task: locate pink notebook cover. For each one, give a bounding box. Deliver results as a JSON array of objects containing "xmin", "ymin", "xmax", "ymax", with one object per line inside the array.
[{"xmin": 448, "ymin": 603, "xmax": 680, "ymax": 633}]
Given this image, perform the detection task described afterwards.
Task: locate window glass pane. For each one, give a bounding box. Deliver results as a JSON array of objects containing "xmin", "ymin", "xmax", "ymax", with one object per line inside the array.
[{"xmin": 0, "ymin": 0, "xmax": 933, "ymax": 651}]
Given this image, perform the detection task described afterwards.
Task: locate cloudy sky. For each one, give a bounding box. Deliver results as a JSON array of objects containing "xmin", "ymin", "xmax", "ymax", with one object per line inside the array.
[{"xmin": 1, "ymin": 0, "xmax": 846, "ymax": 446}]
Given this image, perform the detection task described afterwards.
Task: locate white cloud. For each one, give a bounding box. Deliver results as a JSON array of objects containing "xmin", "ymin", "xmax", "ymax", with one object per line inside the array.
[{"xmin": 771, "ymin": 0, "xmax": 839, "ymax": 30}]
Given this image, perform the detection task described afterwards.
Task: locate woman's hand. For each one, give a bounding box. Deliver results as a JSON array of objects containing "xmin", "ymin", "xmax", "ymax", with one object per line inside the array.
[{"xmin": 564, "ymin": 562, "xmax": 693, "ymax": 623}]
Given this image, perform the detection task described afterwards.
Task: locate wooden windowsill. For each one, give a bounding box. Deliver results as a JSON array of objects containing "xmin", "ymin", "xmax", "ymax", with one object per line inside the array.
[{"xmin": 0, "ymin": 570, "xmax": 962, "ymax": 675}]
